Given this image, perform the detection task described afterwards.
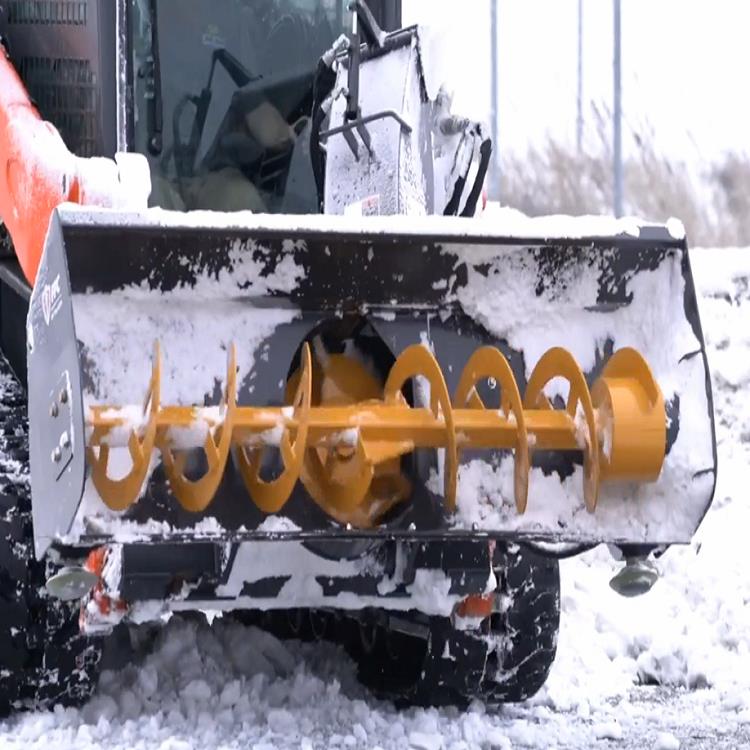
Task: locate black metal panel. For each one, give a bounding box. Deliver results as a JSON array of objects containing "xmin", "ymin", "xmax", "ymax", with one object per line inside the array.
[
  {"xmin": 120, "ymin": 542, "xmax": 223, "ymax": 600},
  {"xmin": 115, "ymin": 538, "xmax": 488, "ymax": 604},
  {"xmin": 3, "ymin": 0, "xmax": 117, "ymax": 157}
]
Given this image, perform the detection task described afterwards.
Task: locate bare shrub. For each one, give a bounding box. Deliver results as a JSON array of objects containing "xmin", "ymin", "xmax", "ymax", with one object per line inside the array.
[
  {"xmin": 709, "ymin": 153, "xmax": 750, "ymax": 246},
  {"xmin": 498, "ymin": 106, "xmax": 749, "ymax": 247}
]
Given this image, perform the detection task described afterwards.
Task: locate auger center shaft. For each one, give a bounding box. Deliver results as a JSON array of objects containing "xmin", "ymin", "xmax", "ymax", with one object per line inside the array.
[{"xmin": 88, "ymin": 405, "xmax": 583, "ymax": 452}]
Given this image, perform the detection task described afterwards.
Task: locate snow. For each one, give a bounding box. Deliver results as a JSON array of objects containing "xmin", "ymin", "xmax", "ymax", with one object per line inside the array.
[
  {"xmin": 58, "ymin": 202, "xmax": 680, "ymax": 243},
  {"xmin": 73, "ymin": 245, "xmax": 304, "ymax": 407},
  {"xmin": 655, "ymin": 731, "xmax": 681, "ymax": 750},
  {"xmin": 68, "ymin": 516, "xmax": 230, "ymax": 544},
  {"xmin": 0, "ymin": 247, "xmax": 746, "ymax": 747},
  {"xmin": 255, "ymin": 516, "xmax": 302, "ymax": 534},
  {"xmin": 532, "ymin": 248, "xmax": 750, "ymax": 713}
]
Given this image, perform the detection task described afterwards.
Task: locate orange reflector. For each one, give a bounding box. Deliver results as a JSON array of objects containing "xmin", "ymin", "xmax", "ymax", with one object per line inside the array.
[
  {"xmin": 81, "ymin": 547, "xmax": 126, "ymax": 624},
  {"xmin": 456, "ymin": 593, "xmax": 495, "ymax": 620}
]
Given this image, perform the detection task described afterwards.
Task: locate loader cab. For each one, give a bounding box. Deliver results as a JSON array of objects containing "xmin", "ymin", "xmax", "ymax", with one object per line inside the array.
[
  {"xmin": 0, "ymin": 0, "xmax": 400, "ymax": 214},
  {"xmin": 129, "ymin": 0, "xmax": 402, "ymax": 214}
]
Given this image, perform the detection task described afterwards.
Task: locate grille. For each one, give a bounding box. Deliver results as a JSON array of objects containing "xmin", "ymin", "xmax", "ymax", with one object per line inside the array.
[
  {"xmin": 19, "ymin": 56, "xmax": 98, "ymax": 156},
  {"xmin": 7, "ymin": 0, "xmax": 87, "ymax": 25}
]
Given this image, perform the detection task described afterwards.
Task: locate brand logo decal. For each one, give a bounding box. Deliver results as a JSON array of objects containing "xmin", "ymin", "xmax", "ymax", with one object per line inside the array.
[{"xmin": 41, "ymin": 274, "xmax": 62, "ymax": 326}]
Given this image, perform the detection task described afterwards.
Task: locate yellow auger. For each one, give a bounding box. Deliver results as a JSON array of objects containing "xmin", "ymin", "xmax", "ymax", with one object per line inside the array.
[{"xmin": 87, "ymin": 342, "xmax": 665, "ymax": 527}]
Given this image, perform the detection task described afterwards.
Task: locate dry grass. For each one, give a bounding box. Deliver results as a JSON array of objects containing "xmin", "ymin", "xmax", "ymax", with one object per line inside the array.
[{"xmin": 499, "ymin": 106, "xmax": 750, "ymax": 247}]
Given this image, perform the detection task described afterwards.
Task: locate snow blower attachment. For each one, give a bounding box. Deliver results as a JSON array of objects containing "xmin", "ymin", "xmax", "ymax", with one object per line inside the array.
[{"xmin": 27, "ymin": 209, "xmax": 716, "ymax": 560}]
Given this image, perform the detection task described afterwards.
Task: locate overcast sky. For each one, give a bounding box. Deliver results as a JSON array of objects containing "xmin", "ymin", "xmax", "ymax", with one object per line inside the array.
[{"xmin": 403, "ymin": 0, "xmax": 749, "ymax": 166}]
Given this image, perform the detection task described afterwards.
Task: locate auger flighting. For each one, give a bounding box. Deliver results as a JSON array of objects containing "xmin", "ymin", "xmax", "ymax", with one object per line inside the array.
[{"xmin": 87, "ymin": 341, "xmax": 666, "ymax": 524}]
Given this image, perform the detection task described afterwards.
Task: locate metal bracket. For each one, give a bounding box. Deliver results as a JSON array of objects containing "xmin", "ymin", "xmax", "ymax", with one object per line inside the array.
[
  {"xmin": 320, "ymin": 109, "xmax": 411, "ymax": 160},
  {"xmin": 49, "ymin": 370, "xmax": 74, "ymax": 480}
]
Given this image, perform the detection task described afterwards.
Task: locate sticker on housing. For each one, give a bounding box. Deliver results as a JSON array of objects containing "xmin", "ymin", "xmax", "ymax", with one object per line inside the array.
[
  {"xmin": 344, "ymin": 194, "xmax": 381, "ymax": 217},
  {"xmin": 41, "ymin": 274, "xmax": 62, "ymax": 326}
]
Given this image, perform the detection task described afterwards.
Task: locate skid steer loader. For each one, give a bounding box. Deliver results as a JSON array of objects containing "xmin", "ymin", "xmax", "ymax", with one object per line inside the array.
[{"xmin": 0, "ymin": 0, "xmax": 716, "ymax": 712}]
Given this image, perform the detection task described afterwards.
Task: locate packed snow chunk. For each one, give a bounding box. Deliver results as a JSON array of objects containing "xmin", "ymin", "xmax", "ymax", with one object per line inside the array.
[
  {"xmin": 221, "ymin": 622, "xmax": 297, "ymax": 678},
  {"xmin": 137, "ymin": 663, "xmax": 159, "ymax": 699},
  {"xmin": 256, "ymin": 515, "xmax": 302, "ymax": 533},
  {"xmin": 481, "ymin": 727, "xmax": 512, "ymax": 750},
  {"xmin": 158, "ymin": 740, "xmax": 193, "ymax": 750},
  {"xmin": 267, "ymin": 708, "xmax": 297, "ymax": 735},
  {"xmin": 182, "ymin": 678, "xmax": 212, "ymax": 702},
  {"xmin": 409, "ymin": 730, "xmax": 444, "ymax": 750},
  {"xmin": 219, "ymin": 679, "xmax": 241, "ymax": 708},
  {"xmin": 654, "ymin": 731, "xmax": 681, "ymax": 750},
  {"xmin": 665, "ymin": 217, "xmax": 686, "ymax": 240},
  {"xmin": 461, "ymin": 710, "xmax": 505, "ymax": 747},
  {"xmin": 593, "ymin": 719, "xmax": 624, "ymax": 740},
  {"xmin": 635, "ymin": 639, "xmax": 708, "ymax": 689}
]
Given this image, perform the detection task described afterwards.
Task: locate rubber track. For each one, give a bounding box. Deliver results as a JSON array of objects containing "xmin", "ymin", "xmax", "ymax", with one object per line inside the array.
[
  {"xmin": 243, "ymin": 547, "xmax": 560, "ymax": 707},
  {"xmin": 485, "ymin": 545, "xmax": 560, "ymax": 702},
  {"xmin": 0, "ymin": 355, "xmax": 100, "ymax": 715}
]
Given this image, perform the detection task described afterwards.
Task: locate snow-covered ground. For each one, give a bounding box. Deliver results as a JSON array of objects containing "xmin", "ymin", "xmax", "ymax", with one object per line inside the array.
[{"xmin": 2, "ymin": 247, "xmax": 749, "ymax": 749}]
